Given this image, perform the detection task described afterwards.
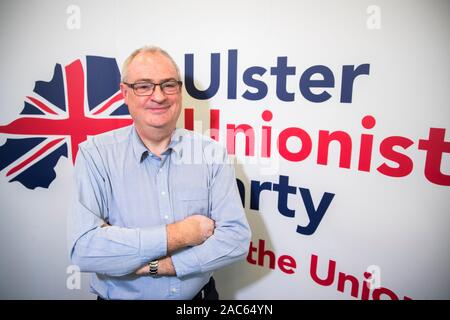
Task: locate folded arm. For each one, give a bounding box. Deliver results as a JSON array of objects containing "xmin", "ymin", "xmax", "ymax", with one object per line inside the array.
[{"xmin": 68, "ymin": 145, "xmax": 214, "ymax": 277}]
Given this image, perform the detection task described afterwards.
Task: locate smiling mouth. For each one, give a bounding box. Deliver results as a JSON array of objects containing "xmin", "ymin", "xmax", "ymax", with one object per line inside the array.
[{"xmin": 145, "ymin": 106, "xmax": 170, "ymax": 113}]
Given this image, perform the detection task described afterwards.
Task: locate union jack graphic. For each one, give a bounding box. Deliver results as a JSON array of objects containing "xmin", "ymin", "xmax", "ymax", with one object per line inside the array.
[{"xmin": 0, "ymin": 56, "xmax": 133, "ymax": 189}]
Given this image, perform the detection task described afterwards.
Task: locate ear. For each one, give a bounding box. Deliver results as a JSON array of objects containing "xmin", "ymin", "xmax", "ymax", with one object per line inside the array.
[{"xmin": 120, "ymin": 83, "xmax": 129, "ymax": 104}]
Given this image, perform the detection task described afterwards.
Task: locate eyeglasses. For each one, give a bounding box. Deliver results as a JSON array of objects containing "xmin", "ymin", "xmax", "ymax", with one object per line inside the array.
[{"xmin": 123, "ymin": 79, "xmax": 182, "ymax": 96}]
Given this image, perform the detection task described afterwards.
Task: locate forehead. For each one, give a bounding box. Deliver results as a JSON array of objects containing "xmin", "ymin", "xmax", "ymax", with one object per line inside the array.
[{"xmin": 127, "ymin": 52, "xmax": 178, "ymax": 81}]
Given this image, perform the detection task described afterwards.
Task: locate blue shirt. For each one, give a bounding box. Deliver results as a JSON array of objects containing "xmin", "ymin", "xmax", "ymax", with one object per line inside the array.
[{"xmin": 68, "ymin": 125, "xmax": 251, "ymax": 300}]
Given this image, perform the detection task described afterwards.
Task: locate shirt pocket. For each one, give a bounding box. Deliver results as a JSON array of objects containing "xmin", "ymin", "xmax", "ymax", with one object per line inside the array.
[{"xmin": 176, "ymin": 187, "xmax": 209, "ymax": 218}]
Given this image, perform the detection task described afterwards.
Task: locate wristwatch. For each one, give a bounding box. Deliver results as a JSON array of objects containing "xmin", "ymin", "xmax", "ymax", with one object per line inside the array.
[{"xmin": 148, "ymin": 260, "xmax": 158, "ymax": 277}]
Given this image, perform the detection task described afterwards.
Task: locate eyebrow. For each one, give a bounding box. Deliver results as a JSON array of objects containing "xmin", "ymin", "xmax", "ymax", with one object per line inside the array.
[{"xmin": 133, "ymin": 77, "xmax": 178, "ymax": 83}]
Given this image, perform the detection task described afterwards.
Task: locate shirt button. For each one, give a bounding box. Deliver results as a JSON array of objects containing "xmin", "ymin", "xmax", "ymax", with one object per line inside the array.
[
  {"xmin": 164, "ymin": 215, "xmax": 169, "ymax": 220},
  {"xmin": 171, "ymin": 288, "xmax": 177, "ymax": 293},
  {"xmin": 158, "ymin": 168, "xmax": 163, "ymax": 173},
  {"xmin": 161, "ymin": 191, "xmax": 166, "ymax": 196}
]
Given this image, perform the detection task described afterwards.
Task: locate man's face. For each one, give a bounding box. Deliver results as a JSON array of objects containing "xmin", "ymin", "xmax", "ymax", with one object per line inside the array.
[{"xmin": 120, "ymin": 52, "xmax": 182, "ymax": 131}]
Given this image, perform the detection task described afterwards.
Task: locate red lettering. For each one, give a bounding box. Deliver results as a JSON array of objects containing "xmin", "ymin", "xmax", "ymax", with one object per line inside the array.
[
  {"xmin": 226, "ymin": 124, "xmax": 255, "ymax": 156},
  {"xmin": 337, "ymin": 272, "xmax": 359, "ymax": 298},
  {"xmin": 182, "ymin": 109, "xmax": 448, "ymax": 187},
  {"xmin": 377, "ymin": 136, "xmax": 414, "ymax": 177},
  {"xmin": 278, "ymin": 255, "xmax": 297, "ymax": 274},
  {"xmin": 257, "ymin": 238, "xmax": 276, "ymax": 269},
  {"xmin": 317, "ymin": 130, "xmax": 352, "ymax": 168},
  {"xmin": 361, "ymin": 272, "xmax": 372, "ymax": 300},
  {"xmin": 246, "ymin": 239, "xmax": 297, "ymax": 275},
  {"xmin": 278, "ymin": 127, "xmax": 312, "ymax": 162},
  {"xmin": 310, "ymin": 254, "xmax": 336, "ymax": 286},
  {"xmin": 184, "ymin": 108, "xmax": 194, "ymax": 131},
  {"xmin": 261, "ymin": 110, "xmax": 273, "ymax": 158},
  {"xmin": 418, "ymin": 128, "xmax": 450, "ymax": 186},
  {"xmin": 210, "ymin": 109, "xmax": 220, "ymax": 141},
  {"xmin": 246, "ymin": 241, "xmax": 258, "ymax": 265},
  {"xmin": 372, "ymin": 287, "xmax": 399, "ymax": 300},
  {"xmin": 358, "ymin": 115, "xmax": 376, "ymax": 172}
]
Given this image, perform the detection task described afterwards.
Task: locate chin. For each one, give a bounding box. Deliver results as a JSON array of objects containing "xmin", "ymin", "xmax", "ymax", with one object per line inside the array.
[
  {"xmin": 146, "ymin": 120, "xmax": 174, "ymax": 130},
  {"xmin": 142, "ymin": 116, "xmax": 169, "ymax": 128},
  {"xmin": 146, "ymin": 122, "xmax": 168, "ymax": 129}
]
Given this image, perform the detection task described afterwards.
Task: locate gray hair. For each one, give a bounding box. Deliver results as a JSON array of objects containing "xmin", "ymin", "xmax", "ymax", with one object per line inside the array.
[{"xmin": 121, "ymin": 45, "xmax": 181, "ymax": 82}]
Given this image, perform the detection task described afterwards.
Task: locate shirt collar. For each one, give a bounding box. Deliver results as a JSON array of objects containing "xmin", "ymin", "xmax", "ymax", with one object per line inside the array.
[
  {"xmin": 131, "ymin": 126, "xmax": 184, "ymax": 163},
  {"xmin": 168, "ymin": 128, "xmax": 184, "ymax": 157}
]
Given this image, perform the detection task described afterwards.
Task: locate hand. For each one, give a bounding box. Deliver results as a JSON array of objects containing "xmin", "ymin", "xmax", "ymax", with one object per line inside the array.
[
  {"xmin": 166, "ymin": 214, "xmax": 215, "ymax": 252},
  {"xmin": 180, "ymin": 214, "xmax": 215, "ymax": 246}
]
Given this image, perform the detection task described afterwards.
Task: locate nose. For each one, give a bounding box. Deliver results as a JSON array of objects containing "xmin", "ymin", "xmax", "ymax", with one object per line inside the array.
[{"xmin": 150, "ymin": 84, "xmax": 166, "ymax": 102}]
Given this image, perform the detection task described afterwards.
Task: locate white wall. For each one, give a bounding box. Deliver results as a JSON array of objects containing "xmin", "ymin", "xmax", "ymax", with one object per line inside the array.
[{"xmin": 0, "ymin": 0, "xmax": 448, "ymax": 299}]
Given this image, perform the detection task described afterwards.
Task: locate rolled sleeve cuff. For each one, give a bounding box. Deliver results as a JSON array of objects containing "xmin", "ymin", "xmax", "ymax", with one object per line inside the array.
[
  {"xmin": 139, "ymin": 225, "xmax": 167, "ymax": 261},
  {"xmin": 171, "ymin": 247, "xmax": 202, "ymax": 278}
]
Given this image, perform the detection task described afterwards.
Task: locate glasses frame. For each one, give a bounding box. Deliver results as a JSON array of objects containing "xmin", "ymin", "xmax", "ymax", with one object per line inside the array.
[{"xmin": 123, "ymin": 80, "xmax": 183, "ymax": 96}]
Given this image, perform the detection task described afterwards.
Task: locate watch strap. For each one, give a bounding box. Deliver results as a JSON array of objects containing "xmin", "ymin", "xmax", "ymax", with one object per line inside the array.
[{"xmin": 148, "ymin": 260, "xmax": 158, "ymax": 277}]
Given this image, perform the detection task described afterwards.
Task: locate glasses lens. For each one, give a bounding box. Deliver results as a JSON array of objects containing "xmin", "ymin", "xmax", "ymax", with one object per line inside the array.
[
  {"xmin": 134, "ymin": 82, "xmax": 154, "ymax": 95},
  {"xmin": 161, "ymin": 81, "xmax": 180, "ymax": 94}
]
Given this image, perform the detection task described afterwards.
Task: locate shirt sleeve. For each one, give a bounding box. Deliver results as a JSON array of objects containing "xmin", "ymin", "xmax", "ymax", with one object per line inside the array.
[
  {"xmin": 67, "ymin": 143, "xmax": 167, "ymax": 277},
  {"xmin": 171, "ymin": 146, "xmax": 251, "ymax": 277}
]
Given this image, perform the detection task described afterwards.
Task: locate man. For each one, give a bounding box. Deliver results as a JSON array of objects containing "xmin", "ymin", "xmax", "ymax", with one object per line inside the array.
[{"xmin": 68, "ymin": 46, "xmax": 251, "ymax": 300}]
